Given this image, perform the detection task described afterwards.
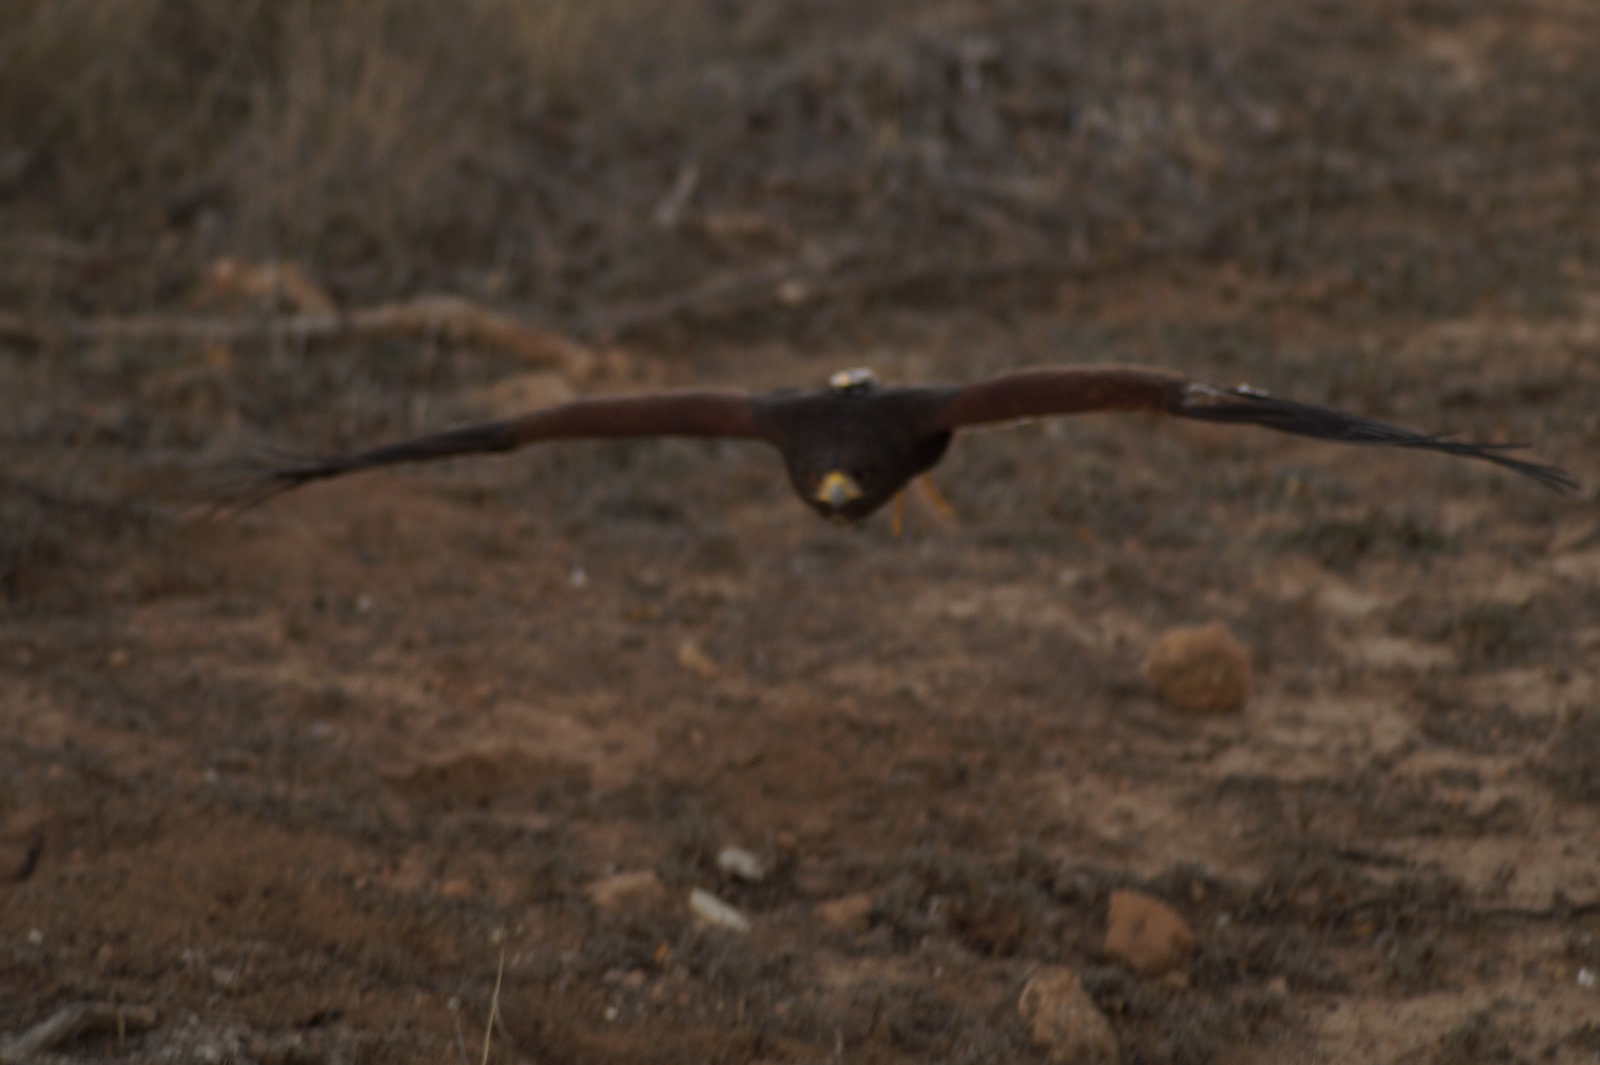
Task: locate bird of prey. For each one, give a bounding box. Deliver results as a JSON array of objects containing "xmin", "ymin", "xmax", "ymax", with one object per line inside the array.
[{"xmin": 260, "ymin": 365, "xmax": 1575, "ymax": 521}]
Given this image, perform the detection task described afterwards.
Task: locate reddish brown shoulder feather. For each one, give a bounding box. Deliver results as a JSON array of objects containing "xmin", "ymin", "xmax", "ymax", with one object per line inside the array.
[
  {"xmin": 503, "ymin": 390, "xmax": 762, "ymax": 443},
  {"xmin": 923, "ymin": 366, "xmax": 1187, "ymax": 429}
]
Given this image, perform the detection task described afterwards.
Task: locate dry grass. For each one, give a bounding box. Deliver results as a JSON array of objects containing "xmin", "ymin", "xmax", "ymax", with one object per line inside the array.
[{"xmin": 0, "ymin": 0, "xmax": 716, "ymax": 294}]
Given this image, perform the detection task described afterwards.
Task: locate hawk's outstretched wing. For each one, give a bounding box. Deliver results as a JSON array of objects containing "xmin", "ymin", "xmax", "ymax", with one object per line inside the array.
[
  {"xmin": 922, "ymin": 366, "xmax": 1576, "ymax": 493},
  {"xmin": 259, "ymin": 389, "xmax": 767, "ymax": 496}
]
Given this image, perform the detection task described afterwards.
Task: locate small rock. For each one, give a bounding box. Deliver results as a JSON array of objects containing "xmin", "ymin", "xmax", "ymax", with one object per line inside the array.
[
  {"xmin": 716, "ymin": 846, "xmax": 768, "ymax": 883},
  {"xmin": 1018, "ymin": 966, "xmax": 1120, "ymax": 1065},
  {"xmin": 1143, "ymin": 622, "xmax": 1251, "ymax": 714},
  {"xmin": 815, "ymin": 893, "xmax": 874, "ymax": 934},
  {"xmin": 586, "ymin": 870, "xmax": 666, "ymax": 913},
  {"xmin": 689, "ymin": 887, "xmax": 751, "ymax": 933},
  {"xmin": 676, "ymin": 639, "xmax": 720, "ymax": 680},
  {"xmin": 1103, "ymin": 889, "xmax": 1196, "ymax": 976}
]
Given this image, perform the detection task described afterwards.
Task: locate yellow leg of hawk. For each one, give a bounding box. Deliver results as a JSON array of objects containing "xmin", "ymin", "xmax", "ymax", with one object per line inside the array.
[
  {"xmin": 891, "ymin": 476, "xmax": 952, "ymax": 537},
  {"xmin": 919, "ymin": 475, "xmax": 954, "ymax": 518}
]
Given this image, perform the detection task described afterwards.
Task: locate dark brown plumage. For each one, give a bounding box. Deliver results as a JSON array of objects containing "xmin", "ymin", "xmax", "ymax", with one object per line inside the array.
[{"xmin": 260, "ymin": 365, "xmax": 1576, "ymax": 519}]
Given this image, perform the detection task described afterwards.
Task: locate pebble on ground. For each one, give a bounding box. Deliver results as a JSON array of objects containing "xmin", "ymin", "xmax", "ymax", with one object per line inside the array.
[
  {"xmin": 1102, "ymin": 889, "xmax": 1196, "ymax": 976},
  {"xmin": 1143, "ymin": 621, "xmax": 1251, "ymax": 714},
  {"xmin": 1018, "ymin": 966, "xmax": 1120, "ymax": 1065}
]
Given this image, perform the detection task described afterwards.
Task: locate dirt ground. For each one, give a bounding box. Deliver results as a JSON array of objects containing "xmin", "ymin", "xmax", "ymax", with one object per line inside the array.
[{"xmin": 5, "ymin": 2, "xmax": 1600, "ymax": 1063}]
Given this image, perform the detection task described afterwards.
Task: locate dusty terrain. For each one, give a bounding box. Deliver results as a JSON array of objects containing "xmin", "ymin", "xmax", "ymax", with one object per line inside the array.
[{"xmin": 4, "ymin": 2, "xmax": 1600, "ymax": 1062}]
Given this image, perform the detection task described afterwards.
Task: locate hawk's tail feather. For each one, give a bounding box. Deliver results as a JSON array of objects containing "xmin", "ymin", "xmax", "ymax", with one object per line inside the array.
[{"xmin": 1180, "ymin": 385, "xmax": 1578, "ymax": 493}]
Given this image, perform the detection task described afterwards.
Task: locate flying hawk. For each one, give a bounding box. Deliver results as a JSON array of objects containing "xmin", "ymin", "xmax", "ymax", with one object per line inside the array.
[{"xmin": 260, "ymin": 365, "xmax": 1575, "ymax": 520}]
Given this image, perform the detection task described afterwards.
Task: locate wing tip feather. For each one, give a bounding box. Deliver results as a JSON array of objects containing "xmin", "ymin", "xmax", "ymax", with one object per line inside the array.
[{"xmin": 1183, "ymin": 384, "xmax": 1577, "ymax": 493}]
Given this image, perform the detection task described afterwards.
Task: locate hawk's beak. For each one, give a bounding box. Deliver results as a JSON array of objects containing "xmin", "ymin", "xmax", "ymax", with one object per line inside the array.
[{"xmin": 814, "ymin": 470, "xmax": 863, "ymax": 510}]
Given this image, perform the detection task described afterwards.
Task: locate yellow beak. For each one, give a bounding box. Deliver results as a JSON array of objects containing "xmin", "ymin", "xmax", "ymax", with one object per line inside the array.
[{"xmin": 814, "ymin": 470, "xmax": 864, "ymax": 509}]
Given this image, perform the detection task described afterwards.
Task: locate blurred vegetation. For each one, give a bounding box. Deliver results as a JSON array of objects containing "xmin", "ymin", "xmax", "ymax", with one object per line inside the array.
[
  {"xmin": 0, "ymin": 0, "xmax": 721, "ymax": 297},
  {"xmin": 2, "ymin": 0, "xmax": 1599, "ymax": 336}
]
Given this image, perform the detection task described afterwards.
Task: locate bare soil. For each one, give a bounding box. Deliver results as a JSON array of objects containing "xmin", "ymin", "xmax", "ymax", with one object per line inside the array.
[{"xmin": 4, "ymin": 2, "xmax": 1600, "ymax": 1063}]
